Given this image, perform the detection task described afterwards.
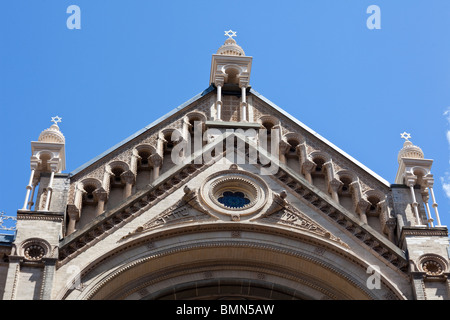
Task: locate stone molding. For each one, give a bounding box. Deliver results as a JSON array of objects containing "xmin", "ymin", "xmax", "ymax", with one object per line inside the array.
[
  {"xmin": 75, "ymin": 238, "xmax": 402, "ymax": 300},
  {"xmin": 400, "ymin": 226, "xmax": 448, "ymax": 240},
  {"xmin": 17, "ymin": 210, "xmax": 64, "ymax": 222}
]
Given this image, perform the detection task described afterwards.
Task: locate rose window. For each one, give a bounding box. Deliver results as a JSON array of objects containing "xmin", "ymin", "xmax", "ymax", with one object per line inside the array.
[
  {"xmin": 422, "ymin": 260, "xmax": 443, "ymax": 276},
  {"xmin": 218, "ymin": 191, "xmax": 251, "ymax": 209},
  {"xmin": 199, "ymin": 167, "xmax": 270, "ymax": 219},
  {"xmin": 24, "ymin": 244, "xmax": 45, "ymax": 261}
]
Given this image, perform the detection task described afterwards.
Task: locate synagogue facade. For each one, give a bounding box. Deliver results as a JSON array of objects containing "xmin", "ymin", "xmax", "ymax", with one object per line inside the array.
[{"xmin": 0, "ymin": 34, "xmax": 448, "ymax": 300}]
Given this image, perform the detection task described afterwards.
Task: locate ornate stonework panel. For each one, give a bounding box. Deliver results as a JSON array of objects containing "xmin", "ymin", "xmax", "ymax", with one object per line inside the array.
[
  {"xmin": 120, "ymin": 200, "xmax": 216, "ymax": 241},
  {"xmin": 260, "ymin": 206, "xmax": 349, "ymax": 249}
]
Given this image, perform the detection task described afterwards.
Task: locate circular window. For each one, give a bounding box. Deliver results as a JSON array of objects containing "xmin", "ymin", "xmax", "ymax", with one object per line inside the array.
[
  {"xmin": 20, "ymin": 238, "xmax": 51, "ymax": 262},
  {"xmin": 422, "ymin": 260, "xmax": 444, "ymax": 276},
  {"xmin": 199, "ymin": 167, "xmax": 269, "ymax": 219},
  {"xmin": 24, "ymin": 244, "xmax": 45, "ymax": 261},
  {"xmin": 418, "ymin": 254, "xmax": 447, "ymax": 277},
  {"xmin": 218, "ymin": 191, "xmax": 251, "ymax": 209}
]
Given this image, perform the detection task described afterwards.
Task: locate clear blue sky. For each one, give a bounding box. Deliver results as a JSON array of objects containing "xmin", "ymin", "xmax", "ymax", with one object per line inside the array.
[{"xmin": 1, "ymin": 0, "xmax": 449, "ymax": 231}]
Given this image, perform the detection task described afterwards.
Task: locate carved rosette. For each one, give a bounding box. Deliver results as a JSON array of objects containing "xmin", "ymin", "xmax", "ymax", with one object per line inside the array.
[
  {"xmin": 19, "ymin": 238, "xmax": 52, "ymax": 262},
  {"xmin": 24, "ymin": 244, "xmax": 45, "ymax": 261},
  {"xmin": 418, "ymin": 254, "xmax": 448, "ymax": 278}
]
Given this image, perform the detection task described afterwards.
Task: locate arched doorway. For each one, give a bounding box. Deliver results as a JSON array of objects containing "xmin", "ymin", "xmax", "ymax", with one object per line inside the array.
[{"xmin": 62, "ymin": 223, "xmax": 404, "ymax": 300}]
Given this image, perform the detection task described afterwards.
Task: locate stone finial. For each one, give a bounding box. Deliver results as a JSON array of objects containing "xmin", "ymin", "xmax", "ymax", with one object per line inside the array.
[
  {"xmin": 38, "ymin": 116, "xmax": 65, "ymax": 144},
  {"xmin": 397, "ymin": 133, "xmax": 424, "ymax": 163},
  {"xmin": 217, "ymin": 30, "xmax": 245, "ymax": 56}
]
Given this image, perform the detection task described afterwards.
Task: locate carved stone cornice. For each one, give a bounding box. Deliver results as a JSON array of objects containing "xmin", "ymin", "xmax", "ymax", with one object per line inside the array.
[
  {"xmin": 400, "ymin": 226, "xmax": 448, "ymax": 241},
  {"xmin": 17, "ymin": 210, "xmax": 64, "ymax": 222}
]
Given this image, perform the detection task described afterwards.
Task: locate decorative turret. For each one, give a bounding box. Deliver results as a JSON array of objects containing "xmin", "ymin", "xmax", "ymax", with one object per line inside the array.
[
  {"xmin": 216, "ymin": 36, "xmax": 245, "ymax": 56},
  {"xmin": 210, "ymin": 30, "xmax": 252, "ymax": 122},
  {"xmin": 21, "ymin": 116, "xmax": 66, "ymax": 211},
  {"xmin": 38, "ymin": 122, "xmax": 65, "ymax": 144},
  {"xmin": 397, "ymin": 132, "xmax": 424, "ymax": 163},
  {"xmin": 394, "ymin": 132, "xmax": 441, "ymax": 227}
]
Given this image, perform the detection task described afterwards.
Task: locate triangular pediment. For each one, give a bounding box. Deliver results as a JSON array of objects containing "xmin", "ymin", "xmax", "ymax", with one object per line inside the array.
[{"xmin": 60, "ymin": 131, "xmax": 407, "ymax": 274}]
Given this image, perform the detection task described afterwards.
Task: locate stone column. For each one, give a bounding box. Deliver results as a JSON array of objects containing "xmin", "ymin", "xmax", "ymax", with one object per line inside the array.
[
  {"xmin": 66, "ymin": 205, "xmax": 80, "ymax": 236},
  {"xmin": 302, "ymin": 161, "xmax": 316, "ymax": 185},
  {"xmin": 323, "ymin": 161, "xmax": 334, "ymax": 180},
  {"xmin": 22, "ymin": 162, "xmax": 39, "ymax": 210},
  {"xmin": 121, "ymin": 170, "xmax": 135, "ymax": 199},
  {"xmin": 329, "ymin": 178, "xmax": 343, "ymax": 204},
  {"xmin": 93, "ymin": 188, "xmax": 108, "ymax": 216},
  {"xmin": 296, "ymin": 143, "xmax": 308, "ymax": 178},
  {"xmin": 429, "ymin": 186, "xmax": 441, "ymax": 226},
  {"xmin": 356, "ymin": 199, "xmax": 370, "ymax": 224},
  {"xmin": 150, "ymin": 154, "xmax": 163, "ymax": 182},
  {"xmin": 102, "ymin": 169, "xmax": 112, "ymax": 194},
  {"xmin": 27, "ymin": 176, "xmax": 39, "ymax": 210},
  {"xmin": 421, "ymin": 189, "xmax": 434, "ymax": 227},
  {"xmin": 130, "ymin": 150, "xmax": 139, "ymax": 176},
  {"xmin": 217, "ymin": 85, "xmax": 223, "ymax": 121},
  {"xmin": 406, "ymin": 177, "xmax": 422, "ymax": 226},
  {"xmin": 182, "ymin": 117, "xmax": 193, "ymax": 154},
  {"xmin": 425, "ymin": 178, "xmax": 441, "ymax": 226},
  {"xmin": 43, "ymin": 171, "xmax": 55, "ymax": 211},
  {"xmin": 240, "ymin": 84, "xmax": 247, "ymax": 122},
  {"xmin": 279, "ymin": 140, "xmax": 290, "ymax": 164}
]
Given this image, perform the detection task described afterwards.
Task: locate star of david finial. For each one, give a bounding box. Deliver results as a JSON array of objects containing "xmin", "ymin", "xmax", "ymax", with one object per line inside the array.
[
  {"xmin": 224, "ymin": 29, "xmax": 237, "ymax": 38},
  {"xmin": 51, "ymin": 116, "xmax": 62, "ymax": 126},
  {"xmin": 400, "ymin": 132, "xmax": 411, "ymax": 141}
]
